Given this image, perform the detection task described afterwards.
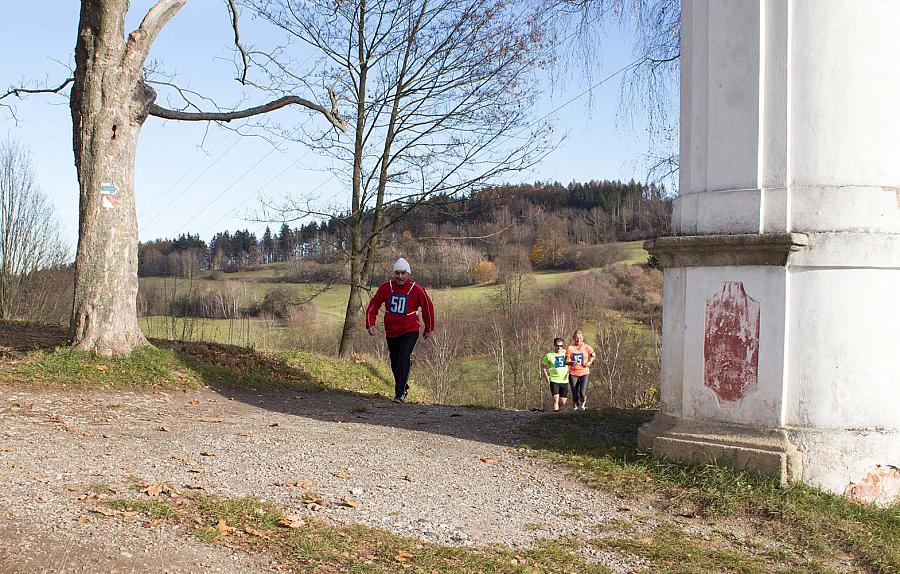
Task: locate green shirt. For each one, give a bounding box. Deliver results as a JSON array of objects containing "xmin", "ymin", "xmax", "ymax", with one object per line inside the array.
[{"xmin": 543, "ymin": 352, "xmax": 569, "ymax": 384}]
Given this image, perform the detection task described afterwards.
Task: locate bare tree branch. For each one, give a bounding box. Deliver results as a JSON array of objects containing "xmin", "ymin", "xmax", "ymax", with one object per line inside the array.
[
  {"xmin": 125, "ymin": 0, "xmax": 188, "ymax": 72},
  {"xmin": 225, "ymin": 0, "xmax": 251, "ymax": 84},
  {"xmin": 149, "ymin": 92, "xmax": 347, "ymax": 131},
  {"xmin": 0, "ymin": 78, "xmax": 74, "ymax": 102}
]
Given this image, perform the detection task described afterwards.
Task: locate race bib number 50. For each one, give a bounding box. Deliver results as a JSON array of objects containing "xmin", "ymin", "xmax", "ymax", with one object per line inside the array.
[{"xmin": 389, "ymin": 293, "xmax": 408, "ymax": 315}]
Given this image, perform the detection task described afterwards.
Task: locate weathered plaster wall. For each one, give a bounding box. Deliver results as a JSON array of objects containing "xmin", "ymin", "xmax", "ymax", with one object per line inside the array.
[{"xmin": 649, "ymin": 0, "xmax": 900, "ymax": 504}]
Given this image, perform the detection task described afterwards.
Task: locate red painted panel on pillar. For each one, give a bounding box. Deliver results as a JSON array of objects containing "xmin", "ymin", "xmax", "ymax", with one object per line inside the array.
[{"xmin": 704, "ymin": 282, "xmax": 760, "ymax": 403}]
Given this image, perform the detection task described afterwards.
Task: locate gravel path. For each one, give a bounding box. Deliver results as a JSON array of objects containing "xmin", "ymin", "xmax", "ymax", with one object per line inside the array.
[{"xmin": 0, "ymin": 384, "xmax": 637, "ymax": 573}]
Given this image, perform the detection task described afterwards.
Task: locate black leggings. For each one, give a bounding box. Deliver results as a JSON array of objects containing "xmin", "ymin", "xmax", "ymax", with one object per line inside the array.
[
  {"xmin": 386, "ymin": 331, "xmax": 419, "ymax": 399},
  {"xmin": 569, "ymin": 374, "xmax": 589, "ymax": 404}
]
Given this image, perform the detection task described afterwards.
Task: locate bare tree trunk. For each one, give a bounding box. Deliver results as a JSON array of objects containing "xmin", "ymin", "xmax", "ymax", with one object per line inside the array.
[
  {"xmin": 69, "ymin": 0, "xmax": 184, "ymax": 356},
  {"xmin": 337, "ymin": 3, "xmax": 369, "ymax": 358},
  {"xmin": 338, "ymin": 248, "xmax": 364, "ymax": 356}
]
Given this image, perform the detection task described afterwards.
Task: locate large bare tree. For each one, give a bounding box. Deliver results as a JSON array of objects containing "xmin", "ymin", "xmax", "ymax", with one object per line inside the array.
[
  {"xmin": 0, "ymin": 140, "xmax": 69, "ymax": 320},
  {"xmin": 1, "ymin": 0, "xmax": 346, "ymax": 356},
  {"xmin": 249, "ymin": 0, "xmax": 555, "ymax": 355}
]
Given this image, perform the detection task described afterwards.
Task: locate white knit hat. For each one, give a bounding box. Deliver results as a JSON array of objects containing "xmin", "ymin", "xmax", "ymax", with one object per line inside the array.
[{"xmin": 392, "ymin": 257, "xmax": 411, "ymax": 274}]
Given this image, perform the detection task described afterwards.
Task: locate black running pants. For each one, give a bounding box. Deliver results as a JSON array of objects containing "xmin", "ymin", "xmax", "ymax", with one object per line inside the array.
[{"xmin": 386, "ymin": 331, "xmax": 419, "ymax": 399}]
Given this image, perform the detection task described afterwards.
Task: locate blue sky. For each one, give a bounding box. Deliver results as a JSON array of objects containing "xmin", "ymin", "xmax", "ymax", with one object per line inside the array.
[{"xmin": 1, "ymin": 0, "xmax": 659, "ymax": 250}]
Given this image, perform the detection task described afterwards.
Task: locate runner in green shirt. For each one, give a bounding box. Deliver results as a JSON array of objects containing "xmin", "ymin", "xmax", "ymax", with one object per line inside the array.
[{"xmin": 542, "ymin": 337, "xmax": 570, "ymax": 411}]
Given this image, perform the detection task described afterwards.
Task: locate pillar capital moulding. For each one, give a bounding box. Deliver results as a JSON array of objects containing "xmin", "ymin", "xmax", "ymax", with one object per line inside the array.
[{"xmin": 639, "ymin": 0, "xmax": 900, "ymax": 506}]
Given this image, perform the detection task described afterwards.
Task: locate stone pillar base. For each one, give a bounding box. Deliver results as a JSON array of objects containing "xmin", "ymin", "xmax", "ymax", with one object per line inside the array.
[{"xmin": 638, "ymin": 415, "xmax": 802, "ymax": 485}]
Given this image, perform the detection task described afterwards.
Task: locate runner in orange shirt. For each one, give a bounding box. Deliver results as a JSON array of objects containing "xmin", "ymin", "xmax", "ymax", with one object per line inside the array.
[{"xmin": 565, "ymin": 329, "xmax": 595, "ymax": 411}]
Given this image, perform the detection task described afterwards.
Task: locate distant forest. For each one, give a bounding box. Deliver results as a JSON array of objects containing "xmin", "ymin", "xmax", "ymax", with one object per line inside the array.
[{"xmin": 138, "ymin": 179, "xmax": 672, "ymax": 280}]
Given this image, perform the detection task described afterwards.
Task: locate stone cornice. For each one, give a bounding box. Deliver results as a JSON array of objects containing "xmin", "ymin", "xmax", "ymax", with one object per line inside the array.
[{"xmin": 645, "ymin": 233, "xmax": 810, "ymax": 267}]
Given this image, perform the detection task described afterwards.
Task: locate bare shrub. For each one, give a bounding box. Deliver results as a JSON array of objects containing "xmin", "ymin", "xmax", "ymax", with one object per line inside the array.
[
  {"xmin": 552, "ymin": 272, "xmax": 613, "ymax": 320},
  {"xmin": 604, "ymin": 262, "xmax": 663, "ymax": 323},
  {"xmin": 417, "ymin": 322, "xmax": 464, "ymax": 404},
  {"xmin": 280, "ymin": 257, "xmax": 349, "ymax": 284},
  {"xmin": 169, "ymin": 248, "xmax": 206, "ymax": 278},
  {"xmin": 0, "ymin": 139, "xmax": 68, "ymax": 319},
  {"xmin": 593, "ymin": 314, "xmax": 661, "ymax": 409},
  {"xmin": 494, "ymin": 245, "xmax": 533, "ymax": 313},
  {"xmin": 472, "ymin": 260, "xmax": 497, "ymax": 284},
  {"xmin": 13, "ymin": 265, "xmax": 73, "ymax": 325},
  {"xmin": 216, "ymin": 280, "xmax": 248, "ymax": 320},
  {"xmin": 559, "ymin": 243, "xmax": 629, "ymax": 271},
  {"xmin": 401, "ymin": 242, "xmax": 484, "ymax": 288}
]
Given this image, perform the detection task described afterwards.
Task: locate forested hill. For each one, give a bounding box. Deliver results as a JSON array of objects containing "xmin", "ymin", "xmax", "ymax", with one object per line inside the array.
[{"xmin": 138, "ymin": 179, "xmax": 671, "ymax": 277}]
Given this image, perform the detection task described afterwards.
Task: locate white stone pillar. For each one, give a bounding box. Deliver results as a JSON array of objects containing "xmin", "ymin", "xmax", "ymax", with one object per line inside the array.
[{"xmin": 640, "ymin": 0, "xmax": 900, "ymax": 505}]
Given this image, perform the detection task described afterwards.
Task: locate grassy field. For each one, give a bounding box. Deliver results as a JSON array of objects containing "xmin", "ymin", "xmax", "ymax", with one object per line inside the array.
[{"xmin": 139, "ymin": 240, "xmax": 648, "ymax": 339}]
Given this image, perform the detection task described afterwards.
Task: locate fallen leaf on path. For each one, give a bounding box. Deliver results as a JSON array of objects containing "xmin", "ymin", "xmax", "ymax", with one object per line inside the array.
[
  {"xmin": 334, "ymin": 471, "xmax": 351, "ymax": 480},
  {"xmin": 76, "ymin": 515, "xmax": 90, "ymax": 524},
  {"xmin": 449, "ymin": 413, "xmax": 462, "ymax": 417},
  {"xmin": 90, "ymin": 507, "xmax": 118, "ymax": 517},
  {"xmin": 200, "ymin": 451, "xmax": 216, "ymax": 457},
  {"xmin": 305, "ymin": 502, "xmax": 324, "ymax": 512},
  {"xmin": 278, "ymin": 514, "xmax": 304, "ymax": 529},
  {"xmin": 158, "ymin": 426, "xmax": 171, "ymax": 432},
  {"xmin": 394, "ymin": 551, "xmax": 414, "ymax": 563},
  {"xmin": 198, "ymin": 417, "xmax": 223, "ymax": 423},
  {"xmin": 173, "ymin": 454, "xmax": 199, "ymax": 466},
  {"xmin": 145, "ymin": 518, "xmax": 164, "ymax": 527},
  {"xmin": 480, "ymin": 457, "xmax": 501, "ymax": 465},
  {"xmin": 96, "ymin": 365, "xmax": 108, "ymax": 373},
  {"xmin": 184, "ymin": 482, "xmax": 206, "ymax": 490},
  {"xmin": 188, "ymin": 399, "xmax": 200, "ymax": 405},
  {"xmin": 188, "ymin": 467, "xmax": 203, "ymax": 474},
  {"xmin": 216, "ymin": 518, "xmax": 234, "ymax": 535},
  {"xmin": 142, "ymin": 484, "xmax": 164, "ymax": 497},
  {"xmin": 340, "ymin": 497, "xmax": 359, "ymax": 508},
  {"xmin": 403, "ymin": 474, "xmax": 416, "ymax": 482},
  {"xmin": 269, "ymin": 422, "xmax": 279, "ymax": 427},
  {"xmin": 237, "ymin": 432, "xmax": 251, "ymax": 437},
  {"xmin": 245, "ymin": 527, "xmax": 271, "ymax": 539}
]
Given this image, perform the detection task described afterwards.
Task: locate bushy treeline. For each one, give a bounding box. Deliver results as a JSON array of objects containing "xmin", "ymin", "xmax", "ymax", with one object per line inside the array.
[{"xmin": 138, "ymin": 178, "xmax": 671, "ymax": 280}]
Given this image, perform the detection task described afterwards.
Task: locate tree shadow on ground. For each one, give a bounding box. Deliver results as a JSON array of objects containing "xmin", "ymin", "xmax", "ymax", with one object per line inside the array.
[
  {"xmin": 0, "ymin": 320, "xmax": 651, "ymax": 452},
  {"xmin": 0, "ymin": 321, "xmax": 68, "ymax": 356},
  {"xmin": 157, "ymin": 339, "xmax": 545, "ymax": 449}
]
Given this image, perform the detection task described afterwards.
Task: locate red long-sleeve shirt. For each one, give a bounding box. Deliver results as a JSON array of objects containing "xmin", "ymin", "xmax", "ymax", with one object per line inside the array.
[{"xmin": 365, "ymin": 279, "xmax": 435, "ymax": 338}]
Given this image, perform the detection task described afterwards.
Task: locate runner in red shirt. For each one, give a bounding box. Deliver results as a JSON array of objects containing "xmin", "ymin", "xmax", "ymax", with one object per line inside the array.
[{"xmin": 365, "ymin": 258, "xmax": 435, "ymax": 402}]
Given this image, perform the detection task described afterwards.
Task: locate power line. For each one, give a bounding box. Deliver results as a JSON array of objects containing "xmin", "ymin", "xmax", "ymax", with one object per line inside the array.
[
  {"xmin": 142, "ymin": 134, "xmax": 244, "ymax": 227},
  {"xmin": 194, "ymin": 153, "xmax": 326, "ymax": 239},
  {"xmin": 171, "ymin": 120, "xmax": 316, "ymax": 238},
  {"xmin": 138, "ymin": 129, "xmax": 236, "ymax": 219}
]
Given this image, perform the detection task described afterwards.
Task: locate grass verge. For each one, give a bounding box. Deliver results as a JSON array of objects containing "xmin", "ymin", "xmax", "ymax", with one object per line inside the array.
[
  {"xmin": 1, "ymin": 337, "xmax": 428, "ymax": 402},
  {"xmin": 524, "ymin": 409, "xmax": 899, "ymax": 574},
  {"xmin": 1, "ymin": 346, "xmax": 202, "ymax": 390},
  {"xmin": 101, "ymin": 491, "xmax": 611, "ymax": 574}
]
